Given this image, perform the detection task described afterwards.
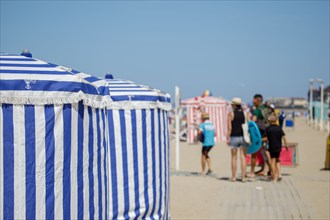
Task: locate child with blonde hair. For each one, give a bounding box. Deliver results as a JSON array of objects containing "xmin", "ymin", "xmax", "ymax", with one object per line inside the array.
[{"xmin": 265, "ymin": 114, "xmax": 288, "ymax": 182}]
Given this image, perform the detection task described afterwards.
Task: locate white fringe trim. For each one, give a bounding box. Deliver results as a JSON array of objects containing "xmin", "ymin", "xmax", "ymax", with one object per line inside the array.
[
  {"xmin": 106, "ymin": 101, "xmax": 172, "ymax": 111},
  {"xmin": 0, "ymin": 92, "xmax": 172, "ymax": 111}
]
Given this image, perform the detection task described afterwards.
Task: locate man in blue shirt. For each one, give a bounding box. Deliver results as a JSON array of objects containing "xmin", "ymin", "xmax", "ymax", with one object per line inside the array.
[{"xmin": 198, "ymin": 112, "xmax": 215, "ymax": 175}]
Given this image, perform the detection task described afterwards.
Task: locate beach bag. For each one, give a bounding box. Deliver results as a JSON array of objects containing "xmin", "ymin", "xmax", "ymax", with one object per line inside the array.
[
  {"xmin": 198, "ymin": 132, "xmax": 204, "ymax": 143},
  {"xmin": 242, "ymin": 113, "xmax": 251, "ymax": 144}
]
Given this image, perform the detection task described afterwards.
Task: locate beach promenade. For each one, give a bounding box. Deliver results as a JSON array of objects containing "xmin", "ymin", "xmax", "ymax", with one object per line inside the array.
[{"xmin": 170, "ymin": 118, "xmax": 330, "ymax": 219}]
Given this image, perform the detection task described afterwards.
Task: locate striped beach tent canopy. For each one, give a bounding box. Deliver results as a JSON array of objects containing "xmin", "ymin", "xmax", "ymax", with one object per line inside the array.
[
  {"xmin": 104, "ymin": 78, "xmax": 171, "ymax": 219},
  {"xmin": 181, "ymin": 96, "xmax": 230, "ymax": 143},
  {"xmin": 106, "ymin": 78, "xmax": 171, "ymax": 111},
  {"xmin": 181, "ymin": 96, "xmax": 229, "ymax": 106},
  {"xmin": 0, "ymin": 52, "xmax": 110, "ymax": 219},
  {"xmin": 0, "ymin": 52, "xmax": 110, "ymax": 106}
]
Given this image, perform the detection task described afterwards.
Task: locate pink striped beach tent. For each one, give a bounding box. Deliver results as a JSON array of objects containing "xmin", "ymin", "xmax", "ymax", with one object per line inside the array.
[{"xmin": 181, "ymin": 96, "xmax": 230, "ymax": 143}]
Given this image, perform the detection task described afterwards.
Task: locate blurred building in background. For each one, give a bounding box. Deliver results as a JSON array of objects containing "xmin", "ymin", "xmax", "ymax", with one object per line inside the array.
[{"xmin": 268, "ymin": 97, "xmax": 308, "ymax": 109}]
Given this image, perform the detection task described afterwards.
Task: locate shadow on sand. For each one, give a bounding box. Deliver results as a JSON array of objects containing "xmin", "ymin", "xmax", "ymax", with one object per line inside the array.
[
  {"xmin": 171, "ymin": 170, "xmax": 249, "ymax": 182},
  {"xmin": 170, "ymin": 170, "xmax": 294, "ymax": 183}
]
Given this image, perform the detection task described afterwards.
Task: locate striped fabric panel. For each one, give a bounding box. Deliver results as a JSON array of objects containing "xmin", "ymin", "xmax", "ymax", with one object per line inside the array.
[
  {"xmin": 0, "ymin": 105, "xmax": 4, "ymax": 218},
  {"xmin": 182, "ymin": 96, "xmax": 229, "ymax": 142},
  {"xmin": 164, "ymin": 111, "xmax": 171, "ymax": 219},
  {"xmin": 101, "ymin": 109, "xmax": 109, "ymax": 220},
  {"xmin": 106, "ymin": 79, "xmax": 171, "ymax": 104},
  {"xmin": 186, "ymin": 105, "xmax": 229, "ymax": 143},
  {"xmin": 0, "ymin": 102, "xmax": 108, "ymax": 220},
  {"xmin": 107, "ymin": 109, "xmax": 170, "ymax": 220},
  {"xmin": 2, "ymin": 104, "xmax": 14, "ymax": 219}
]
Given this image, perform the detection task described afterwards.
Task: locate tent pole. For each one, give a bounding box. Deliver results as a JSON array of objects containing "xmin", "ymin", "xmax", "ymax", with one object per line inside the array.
[
  {"xmin": 317, "ymin": 79, "xmax": 324, "ymax": 131},
  {"xmin": 175, "ymin": 86, "xmax": 180, "ymax": 171},
  {"xmin": 309, "ymin": 79, "xmax": 314, "ymax": 126}
]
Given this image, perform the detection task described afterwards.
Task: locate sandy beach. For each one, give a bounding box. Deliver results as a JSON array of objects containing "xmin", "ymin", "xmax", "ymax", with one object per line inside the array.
[{"xmin": 170, "ymin": 118, "xmax": 330, "ymax": 219}]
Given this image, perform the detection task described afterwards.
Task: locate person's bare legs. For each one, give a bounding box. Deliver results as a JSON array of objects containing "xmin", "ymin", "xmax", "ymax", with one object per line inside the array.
[
  {"xmin": 201, "ymin": 153, "xmax": 207, "ymax": 175},
  {"xmin": 248, "ymin": 153, "xmax": 257, "ymax": 178},
  {"xmin": 276, "ymin": 161, "xmax": 281, "ymax": 180},
  {"xmin": 259, "ymin": 150, "xmax": 271, "ymax": 176},
  {"xmin": 206, "ymin": 155, "xmax": 212, "ymax": 173},
  {"xmin": 270, "ymin": 158, "xmax": 278, "ymax": 182},
  {"xmin": 231, "ymin": 148, "xmax": 238, "ymax": 181},
  {"xmin": 265, "ymin": 150, "xmax": 271, "ymax": 173},
  {"xmin": 240, "ymin": 146, "xmax": 247, "ymax": 181}
]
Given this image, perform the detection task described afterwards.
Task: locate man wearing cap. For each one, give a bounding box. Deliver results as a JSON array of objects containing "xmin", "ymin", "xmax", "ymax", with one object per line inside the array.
[
  {"xmin": 198, "ymin": 112, "xmax": 215, "ymax": 175},
  {"xmin": 227, "ymin": 97, "xmax": 248, "ymax": 182}
]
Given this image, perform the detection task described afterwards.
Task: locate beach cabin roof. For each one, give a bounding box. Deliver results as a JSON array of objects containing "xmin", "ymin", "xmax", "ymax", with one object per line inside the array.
[
  {"xmin": 106, "ymin": 78, "xmax": 171, "ymax": 111},
  {"xmin": 181, "ymin": 96, "xmax": 229, "ymax": 106},
  {"xmin": 0, "ymin": 53, "xmax": 109, "ymax": 107}
]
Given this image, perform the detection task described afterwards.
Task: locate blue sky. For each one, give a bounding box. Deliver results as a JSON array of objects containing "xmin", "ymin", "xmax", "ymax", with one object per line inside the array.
[{"xmin": 1, "ymin": 1, "xmax": 329, "ymax": 102}]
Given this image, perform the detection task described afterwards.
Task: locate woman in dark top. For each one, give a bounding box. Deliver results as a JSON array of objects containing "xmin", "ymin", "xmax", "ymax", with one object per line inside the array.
[{"xmin": 227, "ymin": 98, "xmax": 248, "ymax": 182}]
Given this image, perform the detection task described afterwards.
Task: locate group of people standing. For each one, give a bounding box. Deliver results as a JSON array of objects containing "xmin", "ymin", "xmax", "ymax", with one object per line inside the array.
[{"xmin": 198, "ymin": 94, "xmax": 288, "ymax": 182}]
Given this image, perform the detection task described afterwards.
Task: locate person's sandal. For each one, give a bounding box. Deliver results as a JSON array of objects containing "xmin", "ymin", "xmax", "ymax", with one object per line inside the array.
[
  {"xmin": 246, "ymin": 173, "xmax": 255, "ymax": 179},
  {"xmin": 230, "ymin": 177, "xmax": 237, "ymax": 182},
  {"xmin": 207, "ymin": 170, "xmax": 213, "ymax": 175}
]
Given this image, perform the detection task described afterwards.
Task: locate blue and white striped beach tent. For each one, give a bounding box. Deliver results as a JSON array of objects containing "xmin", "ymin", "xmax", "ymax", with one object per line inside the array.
[
  {"xmin": 1, "ymin": 52, "xmax": 172, "ymax": 220},
  {"xmin": 105, "ymin": 78, "xmax": 171, "ymax": 219},
  {"xmin": 0, "ymin": 52, "xmax": 111, "ymax": 220}
]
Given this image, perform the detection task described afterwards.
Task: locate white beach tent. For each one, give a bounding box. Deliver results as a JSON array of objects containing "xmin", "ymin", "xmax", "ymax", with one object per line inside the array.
[
  {"xmin": 104, "ymin": 76, "xmax": 171, "ymax": 219},
  {"xmin": 0, "ymin": 52, "xmax": 111, "ymax": 219}
]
